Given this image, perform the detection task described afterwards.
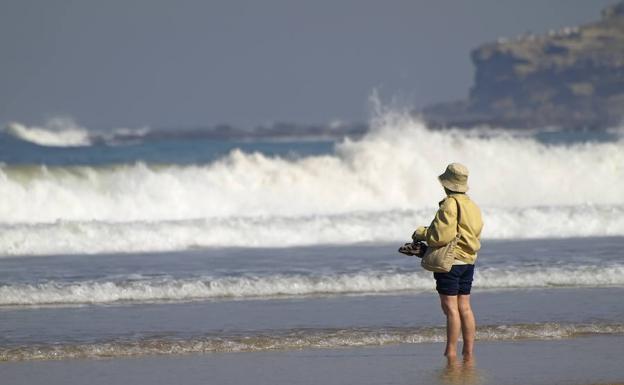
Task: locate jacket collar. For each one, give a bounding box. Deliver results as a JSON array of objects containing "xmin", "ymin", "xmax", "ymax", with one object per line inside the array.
[{"xmin": 439, "ymin": 193, "xmax": 466, "ymax": 206}]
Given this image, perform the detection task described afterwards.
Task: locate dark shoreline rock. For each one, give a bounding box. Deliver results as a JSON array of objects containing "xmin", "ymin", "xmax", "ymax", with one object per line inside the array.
[{"xmin": 422, "ymin": 1, "xmax": 624, "ymax": 130}]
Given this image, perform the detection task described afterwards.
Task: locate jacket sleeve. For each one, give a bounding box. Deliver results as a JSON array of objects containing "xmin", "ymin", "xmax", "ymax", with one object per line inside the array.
[
  {"xmin": 412, "ymin": 226, "xmax": 428, "ymax": 241},
  {"xmin": 425, "ymin": 198, "xmax": 458, "ymax": 247}
]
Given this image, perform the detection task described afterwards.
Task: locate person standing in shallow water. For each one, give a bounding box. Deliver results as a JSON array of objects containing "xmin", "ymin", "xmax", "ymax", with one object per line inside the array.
[{"xmin": 412, "ymin": 163, "xmax": 483, "ymax": 359}]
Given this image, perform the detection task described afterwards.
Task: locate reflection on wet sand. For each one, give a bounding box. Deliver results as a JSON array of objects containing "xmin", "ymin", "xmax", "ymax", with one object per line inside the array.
[{"xmin": 439, "ymin": 356, "xmax": 483, "ymax": 385}]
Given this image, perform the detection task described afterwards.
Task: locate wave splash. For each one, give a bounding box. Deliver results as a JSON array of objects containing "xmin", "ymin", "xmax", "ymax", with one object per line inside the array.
[
  {"xmin": 2, "ymin": 322, "xmax": 622, "ymax": 361},
  {"xmin": 2, "ymin": 116, "xmax": 624, "ymax": 223},
  {"xmin": 2, "ymin": 264, "xmax": 622, "ymax": 306},
  {"xmin": 2, "ymin": 111, "xmax": 624, "ymax": 254}
]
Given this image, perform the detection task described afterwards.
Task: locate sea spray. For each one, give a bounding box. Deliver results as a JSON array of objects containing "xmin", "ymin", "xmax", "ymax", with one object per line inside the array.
[
  {"xmin": 1, "ymin": 125, "xmax": 623, "ymax": 223},
  {"xmin": 1, "ymin": 112, "xmax": 623, "ymax": 255}
]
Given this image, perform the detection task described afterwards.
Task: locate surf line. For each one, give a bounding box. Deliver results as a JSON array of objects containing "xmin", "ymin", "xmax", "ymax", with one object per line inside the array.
[{"xmin": 2, "ymin": 322, "xmax": 623, "ymax": 362}]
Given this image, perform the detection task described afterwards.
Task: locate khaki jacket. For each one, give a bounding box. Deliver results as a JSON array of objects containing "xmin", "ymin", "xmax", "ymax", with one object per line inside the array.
[{"xmin": 413, "ymin": 193, "xmax": 483, "ymax": 264}]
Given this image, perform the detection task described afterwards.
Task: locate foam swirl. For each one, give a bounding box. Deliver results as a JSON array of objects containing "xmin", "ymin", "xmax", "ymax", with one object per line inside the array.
[{"xmin": 2, "ymin": 323, "xmax": 622, "ymax": 361}]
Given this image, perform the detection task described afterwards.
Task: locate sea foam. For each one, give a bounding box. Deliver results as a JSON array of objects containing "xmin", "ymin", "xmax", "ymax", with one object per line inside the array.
[
  {"xmin": 1, "ymin": 205, "xmax": 623, "ymax": 256},
  {"xmin": 2, "ymin": 322, "xmax": 623, "ymax": 361},
  {"xmin": 4, "ymin": 118, "xmax": 93, "ymax": 147},
  {"xmin": 3, "ymin": 118, "xmax": 150, "ymax": 147},
  {"xmin": 1, "ymin": 264, "xmax": 622, "ymax": 306},
  {"xmin": 1, "ymin": 118, "xmax": 623, "ymax": 223},
  {"xmin": 1, "ymin": 112, "xmax": 623, "ymax": 255}
]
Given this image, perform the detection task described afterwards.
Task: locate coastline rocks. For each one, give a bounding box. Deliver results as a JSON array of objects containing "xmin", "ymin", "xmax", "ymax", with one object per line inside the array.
[{"xmin": 423, "ymin": 1, "xmax": 624, "ymax": 129}]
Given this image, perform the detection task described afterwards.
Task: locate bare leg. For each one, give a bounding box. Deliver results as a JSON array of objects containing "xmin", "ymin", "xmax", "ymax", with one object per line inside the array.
[
  {"xmin": 439, "ymin": 294, "xmax": 461, "ymax": 358},
  {"xmin": 458, "ymin": 294, "xmax": 476, "ymax": 358}
]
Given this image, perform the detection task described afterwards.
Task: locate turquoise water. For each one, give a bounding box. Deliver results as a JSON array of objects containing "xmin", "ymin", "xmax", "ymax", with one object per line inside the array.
[
  {"xmin": 0, "ymin": 133, "xmax": 335, "ymax": 165},
  {"xmin": 0, "ymin": 127, "xmax": 619, "ymax": 166}
]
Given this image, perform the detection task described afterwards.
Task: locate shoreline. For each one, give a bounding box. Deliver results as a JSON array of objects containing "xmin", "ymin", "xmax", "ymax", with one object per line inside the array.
[
  {"xmin": 3, "ymin": 287, "xmax": 624, "ymax": 363},
  {"xmin": 2, "ymin": 321, "xmax": 624, "ymax": 362},
  {"xmin": 2, "ymin": 335, "xmax": 623, "ymax": 385}
]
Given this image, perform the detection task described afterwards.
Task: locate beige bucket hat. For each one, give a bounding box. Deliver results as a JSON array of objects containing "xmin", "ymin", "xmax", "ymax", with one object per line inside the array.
[{"xmin": 438, "ymin": 163, "xmax": 469, "ymax": 192}]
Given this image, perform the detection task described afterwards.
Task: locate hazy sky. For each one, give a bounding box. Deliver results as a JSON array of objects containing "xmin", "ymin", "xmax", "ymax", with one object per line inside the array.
[{"xmin": 0, "ymin": 0, "xmax": 615, "ymax": 130}]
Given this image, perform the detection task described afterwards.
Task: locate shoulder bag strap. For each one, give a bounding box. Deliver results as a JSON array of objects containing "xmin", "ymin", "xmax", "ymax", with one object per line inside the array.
[{"xmin": 451, "ymin": 197, "xmax": 461, "ymax": 239}]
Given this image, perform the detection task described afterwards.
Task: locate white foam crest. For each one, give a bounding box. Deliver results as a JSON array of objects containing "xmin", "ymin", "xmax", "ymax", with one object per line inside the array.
[
  {"xmin": 4, "ymin": 118, "xmax": 92, "ymax": 147},
  {"xmin": 1, "ymin": 205, "xmax": 622, "ymax": 256},
  {"xmin": 476, "ymin": 264, "xmax": 624, "ymax": 288},
  {"xmin": 2, "ymin": 322, "xmax": 623, "ymax": 361},
  {"xmin": 1, "ymin": 265, "xmax": 622, "ymax": 306},
  {"xmin": 1, "ymin": 112, "xmax": 623, "ymax": 225},
  {"xmin": 0, "ymin": 272, "xmax": 432, "ymax": 306},
  {"xmin": 3, "ymin": 118, "xmax": 152, "ymax": 147}
]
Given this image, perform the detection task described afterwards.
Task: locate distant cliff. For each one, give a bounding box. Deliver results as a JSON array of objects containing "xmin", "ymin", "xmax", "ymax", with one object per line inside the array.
[{"xmin": 422, "ymin": 1, "xmax": 624, "ymax": 129}]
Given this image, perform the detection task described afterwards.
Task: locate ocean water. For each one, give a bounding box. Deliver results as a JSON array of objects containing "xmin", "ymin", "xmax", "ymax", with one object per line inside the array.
[{"xmin": 1, "ymin": 112, "xmax": 623, "ymax": 361}]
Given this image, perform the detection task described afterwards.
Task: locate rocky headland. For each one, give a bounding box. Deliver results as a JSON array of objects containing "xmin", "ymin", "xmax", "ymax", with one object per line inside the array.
[{"xmin": 422, "ymin": 1, "xmax": 624, "ymax": 129}]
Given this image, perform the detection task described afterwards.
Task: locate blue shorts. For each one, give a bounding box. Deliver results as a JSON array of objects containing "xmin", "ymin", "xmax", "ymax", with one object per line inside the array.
[{"xmin": 433, "ymin": 264, "xmax": 475, "ymax": 296}]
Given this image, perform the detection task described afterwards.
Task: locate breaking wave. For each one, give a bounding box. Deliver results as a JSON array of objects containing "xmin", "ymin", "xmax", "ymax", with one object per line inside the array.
[
  {"xmin": 1, "ymin": 264, "xmax": 622, "ymax": 306},
  {"xmin": 2, "ymin": 117, "xmax": 623, "ymax": 223},
  {"xmin": 4, "ymin": 118, "xmax": 92, "ymax": 147},
  {"xmin": 3, "ymin": 118, "xmax": 150, "ymax": 147},
  {"xmin": 2, "ymin": 118, "xmax": 365, "ymax": 148},
  {"xmin": 1, "ymin": 111, "xmax": 623, "ymax": 255},
  {"xmin": 2, "ymin": 322, "xmax": 622, "ymax": 361},
  {"xmin": 2, "ymin": 205, "xmax": 624, "ymax": 256}
]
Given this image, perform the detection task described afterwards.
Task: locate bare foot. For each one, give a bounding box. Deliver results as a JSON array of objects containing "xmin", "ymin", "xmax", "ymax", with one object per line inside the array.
[{"xmin": 462, "ymin": 352, "xmax": 474, "ymax": 364}]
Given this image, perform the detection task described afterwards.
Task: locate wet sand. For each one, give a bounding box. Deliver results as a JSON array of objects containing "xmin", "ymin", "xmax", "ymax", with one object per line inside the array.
[{"xmin": 2, "ymin": 335, "xmax": 623, "ymax": 385}]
